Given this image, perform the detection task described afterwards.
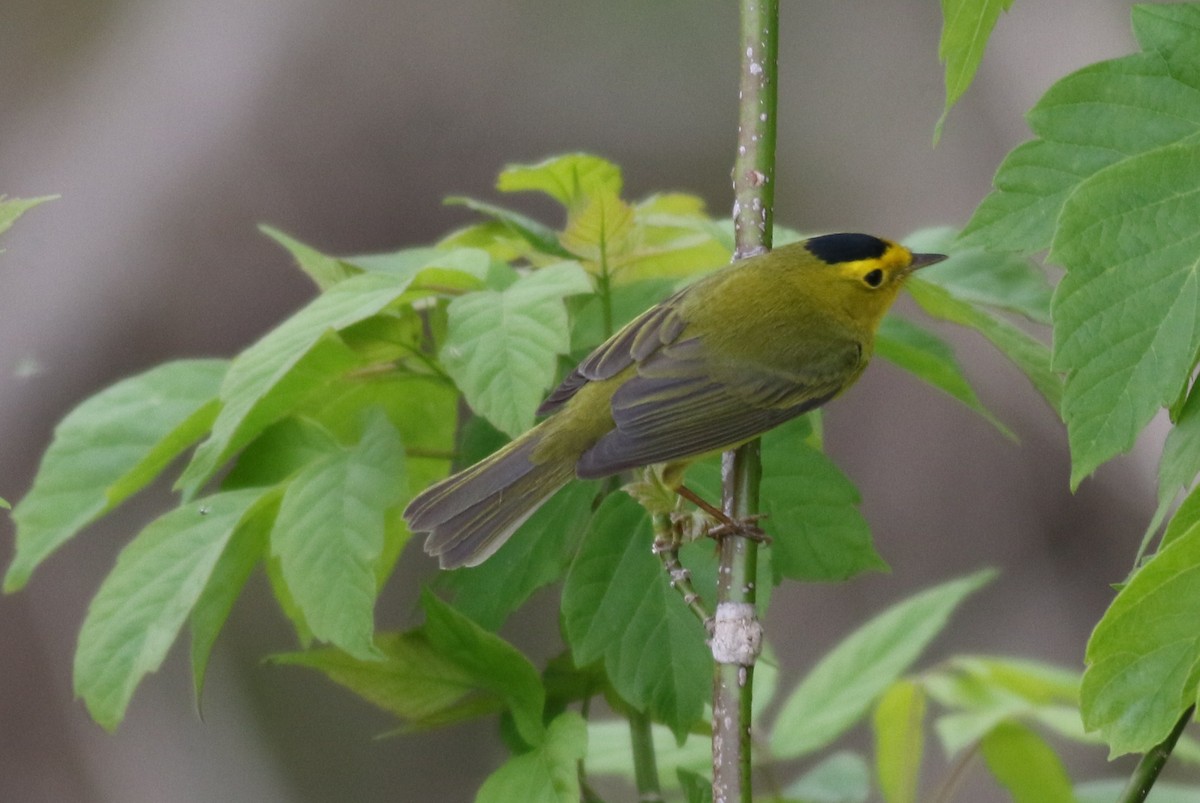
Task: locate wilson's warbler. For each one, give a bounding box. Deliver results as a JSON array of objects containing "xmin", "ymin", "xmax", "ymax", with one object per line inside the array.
[{"xmin": 405, "ymin": 232, "xmax": 946, "ymax": 568}]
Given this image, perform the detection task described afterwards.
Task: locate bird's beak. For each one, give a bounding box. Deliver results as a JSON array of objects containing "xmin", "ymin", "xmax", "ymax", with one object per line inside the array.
[{"xmin": 908, "ymin": 252, "xmax": 948, "ymax": 271}]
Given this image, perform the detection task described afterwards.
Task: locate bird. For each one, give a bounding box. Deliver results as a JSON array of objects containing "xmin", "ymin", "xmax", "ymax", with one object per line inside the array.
[{"xmin": 404, "ymin": 232, "xmax": 946, "ymax": 568}]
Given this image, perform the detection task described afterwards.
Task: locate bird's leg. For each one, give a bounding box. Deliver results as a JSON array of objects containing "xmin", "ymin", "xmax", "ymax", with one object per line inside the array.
[{"xmin": 674, "ymin": 484, "xmax": 771, "ymax": 545}]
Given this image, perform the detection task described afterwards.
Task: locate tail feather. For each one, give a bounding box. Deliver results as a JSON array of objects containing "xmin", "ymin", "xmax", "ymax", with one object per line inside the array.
[{"xmin": 405, "ymin": 427, "xmax": 575, "ymax": 568}]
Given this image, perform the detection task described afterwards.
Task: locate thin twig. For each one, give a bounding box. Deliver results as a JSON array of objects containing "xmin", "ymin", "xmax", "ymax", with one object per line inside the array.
[{"xmin": 651, "ymin": 512, "xmax": 711, "ymax": 625}]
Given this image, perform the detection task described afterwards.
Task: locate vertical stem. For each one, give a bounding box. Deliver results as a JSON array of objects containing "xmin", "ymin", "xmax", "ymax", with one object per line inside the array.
[
  {"xmin": 1117, "ymin": 705, "xmax": 1194, "ymax": 803},
  {"xmin": 713, "ymin": 2, "xmax": 778, "ymax": 802},
  {"xmin": 629, "ymin": 709, "xmax": 665, "ymax": 803}
]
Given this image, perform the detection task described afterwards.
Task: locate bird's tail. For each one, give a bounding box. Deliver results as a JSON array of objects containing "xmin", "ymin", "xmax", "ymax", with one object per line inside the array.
[{"xmin": 404, "ymin": 423, "xmax": 576, "ymax": 568}]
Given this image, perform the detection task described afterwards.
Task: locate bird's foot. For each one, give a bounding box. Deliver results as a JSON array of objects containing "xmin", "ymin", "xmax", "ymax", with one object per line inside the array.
[{"xmin": 706, "ymin": 513, "xmax": 771, "ymax": 544}]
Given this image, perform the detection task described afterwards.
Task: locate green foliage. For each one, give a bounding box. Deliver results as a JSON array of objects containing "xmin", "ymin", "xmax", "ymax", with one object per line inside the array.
[
  {"xmin": 961, "ymin": 3, "xmax": 1200, "ymax": 487},
  {"xmin": 936, "ymin": 0, "xmax": 1014, "ymax": 142},
  {"xmin": 769, "ymin": 570, "xmax": 994, "ymax": 759},
  {"xmin": 1082, "ymin": 523, "xmax": 1200, "ymax": 756},
  {"xmin": 0, "ymin": 194, "xmax": 56, "ymax": 241},
  {"xmin": 0, "ymin": 148, "xmax": 1105, "ymax": 796},
  {"xmin": 980, "ymin": 721, "xmax": 1076, "ymax": 803}
]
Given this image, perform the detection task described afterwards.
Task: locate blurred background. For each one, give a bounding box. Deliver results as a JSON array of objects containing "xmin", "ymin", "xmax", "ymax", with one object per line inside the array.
[{"xmin": 0, "ymin": 0, "xmax": 1175, "ymax": 800}]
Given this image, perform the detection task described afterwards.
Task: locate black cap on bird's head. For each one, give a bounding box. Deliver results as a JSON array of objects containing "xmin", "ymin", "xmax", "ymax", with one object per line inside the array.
[{"xmin": 804, "ymin": 232, "xmax": 946, "ymax": 274}]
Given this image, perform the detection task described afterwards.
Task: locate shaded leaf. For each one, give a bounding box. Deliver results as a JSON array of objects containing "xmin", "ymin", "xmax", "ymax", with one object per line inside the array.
[
  {"xmin": 444, "ymin": 480, "xmax": 600, "ymax": 630},
  {"xmin": 1082, "ymin": 523, "xmax": 1200, "ymax": 755},
  {"xmin": 759, "ymin": 418, "xmax": 886, "ymax": 582},
  {"xmin": 907, "ymin": 279, "xmax": 1060, "ymax": 413},
  {"xmin": 420, "ymin": 590, "xmax": 546, "ymax": 747},
  {"xmin": 190, "ymin": 488, "xmax": 279, "ymax": 703},
  {"xmin": 562, "ymin": 493, "xmax": 710, "ymax": 742},
  {"xmin": 907, "ymin": 226, "xmax": 1052, "ymax": 323},
  {"xmin": 677, "ymin": 769, "xmax": 714, "ymax": 803},
  {"xmin": 770, "ymin": 570, "xmax": 994, "ymax": 759},
  {"xmin": 7, "ymin": 359, "xmax": 226, "ymax": 591},
  {"xmin": 876, "ymin": 316, "xmax": 1012, "ymax": 439},
  {"xmin": 74, "ymin": 488, "xmax": 266, "ymax": 729},
  {"xmin": 178, "ymin": 272, "xmax": 416, "ymax": 496}
]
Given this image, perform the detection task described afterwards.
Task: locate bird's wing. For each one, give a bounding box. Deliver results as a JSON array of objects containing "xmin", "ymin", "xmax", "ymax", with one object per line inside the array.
[
  {"xmin": 537, "ymin": 286, "xmax": 690, "ymax": 416},
  {"xmin": 574, "ymin": 335, "xmax": 861, "ymax": 478}
]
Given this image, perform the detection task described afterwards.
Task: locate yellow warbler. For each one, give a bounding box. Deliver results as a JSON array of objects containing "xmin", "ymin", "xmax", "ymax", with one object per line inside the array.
[{"xmin": 405, "ymin": 232, "xmax": 945, "ymax": 568}]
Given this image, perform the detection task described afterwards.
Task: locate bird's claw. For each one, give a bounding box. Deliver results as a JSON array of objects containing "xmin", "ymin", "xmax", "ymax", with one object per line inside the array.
[{"xmin": 707, "ymin": 514, "xmax": 770, "ymax": 544}]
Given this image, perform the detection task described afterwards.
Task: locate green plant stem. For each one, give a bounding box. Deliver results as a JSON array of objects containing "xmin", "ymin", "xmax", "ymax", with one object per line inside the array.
[
  {"xmin": 630, "ymin": 708, "xmax": 665, "ymax": 803},
  {"xmin": 1117, "ymin": 705, "xmax": 1194, "ymax": 803},
  {"xmin": 713, "ymin": 0, "xmax": 777, "ymax": 801},
  {"xmin": 651, "ymin": 512, "xmax": 711, "ymax": 625}
]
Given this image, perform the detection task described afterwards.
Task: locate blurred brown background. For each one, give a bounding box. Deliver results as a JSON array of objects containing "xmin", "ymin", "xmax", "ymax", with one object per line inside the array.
[{"xmin": 0, "ymin": 1, "xmax": 1174, "ymax": 800}]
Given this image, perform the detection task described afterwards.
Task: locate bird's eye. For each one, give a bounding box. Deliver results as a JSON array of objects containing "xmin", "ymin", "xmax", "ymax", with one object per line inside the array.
[{"xmin": 863, "ymin": 268, "xmax": 884, "ymax": 288}]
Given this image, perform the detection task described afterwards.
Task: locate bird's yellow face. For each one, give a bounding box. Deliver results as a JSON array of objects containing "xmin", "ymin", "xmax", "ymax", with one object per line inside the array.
[{"xmin": 801, "ymin": 233, "xmax": 946, "ymax": 329}]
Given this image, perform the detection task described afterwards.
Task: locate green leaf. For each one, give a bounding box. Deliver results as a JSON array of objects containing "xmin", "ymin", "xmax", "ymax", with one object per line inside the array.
[
  {"xmin": 677, "ymin": 769, "xmax": 714, "ymax": 803},
  {"xmin": 443, "ymin": 480, "xmax": 599, "ymax": 630},
  {"xmin": 445, "ymin": 196, "xmax": 574, "ymax": 259},
  {"xmin": 1076, "ymin": 780, "xmax": 1200, "ymax": 803},
  {"xmin": 758, "ymin": 419, "xmax": 886, "ymax": 582},
  {"xmin": 220, "ymin": 417, "xmax": 342, "ymax": 490},
  {"xmin": 273, "ymin": 630, "xmax": 507, "ymax": 731},
  {"xmin": 301, "ymin": 373, "xmax": 458, "ymax": 500},
  {"xmin": 0, "ymin": 498, "xmax": 9, "ymax": 510},
  {"xmin": 585, "ymin": 720, "xmax": 710, "ymax": 787},
  {"xmin": 1163, "ymin": 484, "xmax": 1200, "ymax": 552},
  {"xmin": 442, "ymin": 262, "xmax": 593, "ymax": 437},
  {"xmin": 783, "ymin": 751, "xmax": 871, "ymax": 803},
  {"xmin": 497, "ymin": 154, "xmax": 622, "ymax": 212},
  {"xmin": 961, "ymin": 6, "xmax": 1200, "ymax": 253},
  {"xmin": 980, "ymin": 721, "xmax": 1076, "ymax": 803},
  {"xmin": 190, "ymin": 488, "xmax": 279, "ymax": 704},
  {"xmin": 876, "ymin": 316, "xmax": 1012, "ymax": 439},
  {"xmin": 74, "ymin": 488, "xmax": 266, "ymax": 729},
  {"xmin": 260, "ymin": 225, "xmax": 357, "ymax": 290},
  {"xmin": 559, "ymin": 188, "xmax": 636, "ymax": 268},
  {"xmin": 769, "ymin": 570, "xmax": 995, "ymax": 759},
  {"xmin": 6, "ymin": 359, "xmax": 227, "ymax": 592},
  {"xmin": 476, "ymin": 711, "xmax": 587, "ymax": 803},
  {"xmin": 562, "ymin": 493, "xmax": 710, "ymax": 742},
  {"xmin": 271, "ymin": 412, "xmax": 405, "ymax": 660},
  {"xmin": 1163, "ymin": 379, "xmax": 1200, "ymax": 506},
  {"xmin": 0, "ymin": 195, "xmax": 56, "ymax": 240},
  {"xmin": 1082, "ymin": 523, "xmax": 1200, "ymax": 755},
  {"xmin": 178, "ymin": 271, "xmax": 414, "ymax": 497},
  {"xmin": 873, "ymin": 680, "xmax": 926, "ymax": 803},
  {"xmin": 907, "ymin": 279, "xmax": 1061, "ymax": 413},
  {"xmin": 420, "ymin": 590, "xmax": 546, "ymax": 746},
  {"xmin": 906, "ymin": 226, "xmax": 1052, "ymax": 323},
  {"xmin": 936, "ymin": 0, "xmax": 1014, "ymax": 143},
  {"xmin": 1051, "ymin": 142, "xmax": 1200, "ymax": 487}
]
